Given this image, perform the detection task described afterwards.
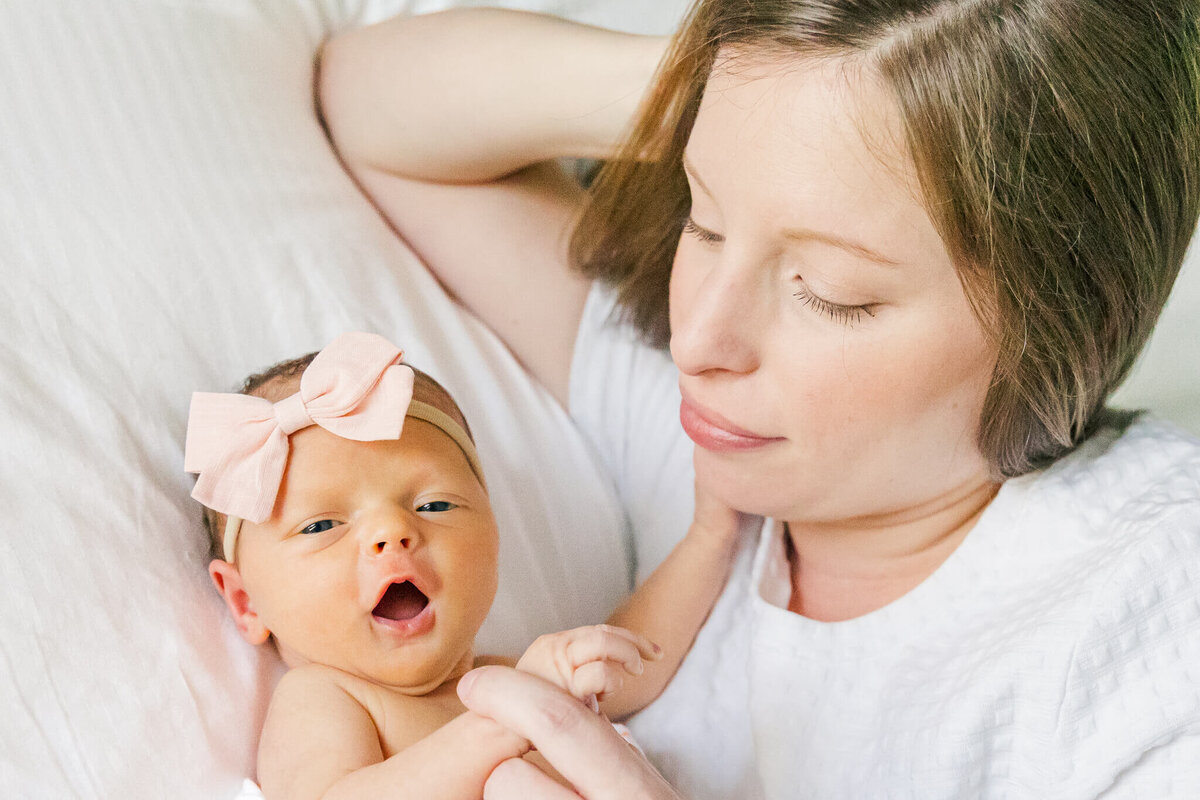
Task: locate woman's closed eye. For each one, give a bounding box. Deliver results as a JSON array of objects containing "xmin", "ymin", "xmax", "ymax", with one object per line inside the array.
[
  {"xmin": 794, "ymin": 283, "xmax": 877, "ymax": 326},
  {"xmin": 683, "ymin": 210, "xmax": 876, "ymax": 325},
  {"xmin": 682, "ymin": 215, "xmax": 724, "ymax": 246}
]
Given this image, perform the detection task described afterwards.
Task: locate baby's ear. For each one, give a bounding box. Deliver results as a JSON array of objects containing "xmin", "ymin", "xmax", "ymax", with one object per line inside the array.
[{"xmin": 208, "ymin": 560, "xmax": 271, "ymax": 646}]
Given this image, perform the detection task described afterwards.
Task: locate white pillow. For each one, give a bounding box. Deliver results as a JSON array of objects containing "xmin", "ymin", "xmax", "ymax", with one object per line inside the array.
[{"xmin": 0, "ymin": 1, "xmax": 686, "ymax": 797}]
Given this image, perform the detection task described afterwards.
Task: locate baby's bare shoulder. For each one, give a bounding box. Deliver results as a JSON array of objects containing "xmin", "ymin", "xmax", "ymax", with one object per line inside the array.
[
  {"xmin": 257, "ymin": 667, "xmax": 388, "ymax": 792},
  {"xmin": 271, "ymin": 665, "xmax": 420, "ymax": 719},
  {"xmin": 265, "ymin": 665, "xmax": 376, "ymax": 730},
  {"xmin": 274, "ymin": 665, "xmax": 464, "ymax": 757},
  {"xmin": 271, "ymin": 663, "xmax": 360, "ymax": 702}
]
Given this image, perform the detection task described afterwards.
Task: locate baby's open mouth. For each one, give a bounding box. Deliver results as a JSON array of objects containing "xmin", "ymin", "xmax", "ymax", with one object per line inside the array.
[{"xmin": 372, "ymin": 581, "xmax": 429, "ymax": 622}]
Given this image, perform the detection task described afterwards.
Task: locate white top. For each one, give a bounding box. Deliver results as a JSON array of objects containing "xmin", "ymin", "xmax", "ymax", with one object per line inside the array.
[{"xmin": 570, "ymin": 287, "xmax": 1200, "ymax": 799}]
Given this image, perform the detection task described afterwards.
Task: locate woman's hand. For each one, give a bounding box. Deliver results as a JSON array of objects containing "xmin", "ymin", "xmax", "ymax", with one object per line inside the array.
[{"xmin": 458, "ymin": 665, "xmax": 685, "ymax": 800}]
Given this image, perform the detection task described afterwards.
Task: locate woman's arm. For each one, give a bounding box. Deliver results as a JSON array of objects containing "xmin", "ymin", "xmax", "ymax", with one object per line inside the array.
[
  {"xmin": 318, "ymin": 10, "xmax": 667, "ymax": 404},
  {"xmin": 319, "ymin": 9, "xmax": 664, "ymax": 181}
]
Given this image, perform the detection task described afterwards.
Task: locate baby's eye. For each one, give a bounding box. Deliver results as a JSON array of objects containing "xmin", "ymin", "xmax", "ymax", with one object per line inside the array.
[
  {"xmin": 301, "ymin": 520, "xmax": 341, "ymax": 535},
  {"xmin": 416, "ymin": 501, "xmax": 458, "ymax": 513}
]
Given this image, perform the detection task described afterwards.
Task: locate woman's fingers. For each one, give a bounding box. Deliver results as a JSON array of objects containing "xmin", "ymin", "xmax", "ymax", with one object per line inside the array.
[
  {"xmin": 459, "ymin": 666, "xmax": 684, "ymax": 800},
  {"xmin": 484, "ymin": 757, "xmax": 583, "ymax": 800}
]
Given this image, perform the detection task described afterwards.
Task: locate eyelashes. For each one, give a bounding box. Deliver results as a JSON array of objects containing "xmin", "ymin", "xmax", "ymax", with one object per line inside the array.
[
  {"xmin": 792, "ymin": 286, "xmax": 876, "ymax": 326},
  {"xmin": 682, "ymin": 215, "xmax": 877, "ymax": 326},
  {"xmin": 682, "ymin": 216, "xmax": 724, "ymax": 245}
]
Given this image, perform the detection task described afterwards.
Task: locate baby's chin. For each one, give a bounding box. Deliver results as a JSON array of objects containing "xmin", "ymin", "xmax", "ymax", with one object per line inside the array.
[
  {"xmin": 295, "ymin": 647, "xmax": 478, "ymax": 698},
  {"xmin": 373, "ymin": 653, "xmax": 475, "ymax": 697}
]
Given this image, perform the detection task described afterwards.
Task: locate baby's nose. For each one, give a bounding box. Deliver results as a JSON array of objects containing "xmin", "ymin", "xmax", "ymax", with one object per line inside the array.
[
  {"xmin": 371, "ymin": 534, "xmax": 411, "ymax": 554},
  {"xmin": 362, "ymin": 509, "xmax": 419, "ymax": 555}
]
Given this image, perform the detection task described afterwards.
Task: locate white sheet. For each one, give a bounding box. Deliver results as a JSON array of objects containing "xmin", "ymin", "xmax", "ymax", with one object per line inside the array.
[{"xmin": 0, "ymin": 1, "xmax": 1192, "ymax": 797}]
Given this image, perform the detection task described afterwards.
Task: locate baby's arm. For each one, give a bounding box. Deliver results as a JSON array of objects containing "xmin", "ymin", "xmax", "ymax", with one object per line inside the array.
[
  {"xmin": 257, "ymin": 667, "xmax": 526, "ymax": 800},
  {"xmin": 257, "ymin": 629, "xmax": 659, "ymax": 800},
  {"xmin": 601, "ymin": 488, "xmax": 743, "ymax": 719}
]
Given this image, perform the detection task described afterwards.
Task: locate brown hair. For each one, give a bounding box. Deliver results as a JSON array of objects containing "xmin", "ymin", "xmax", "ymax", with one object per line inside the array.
[
  {"xmin": 200, "ymin": 352, "xmax": 475, "ymax": 559},
  {"xmin": 571, "ymin": 0, "xmax": 1200, "ymax": 477}
]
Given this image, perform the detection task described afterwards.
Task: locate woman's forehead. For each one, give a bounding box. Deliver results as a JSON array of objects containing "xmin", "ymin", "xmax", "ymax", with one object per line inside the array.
[
  {"xmin": 701, "ymin": 49, "xmax": 904, "ymax": 165},
  {"xmin": 690, "ymin": 53, "xmax": 938, "ymax": 271}
]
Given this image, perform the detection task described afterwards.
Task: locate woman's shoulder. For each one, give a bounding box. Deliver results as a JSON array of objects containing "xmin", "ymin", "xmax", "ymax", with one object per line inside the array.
[
  {"xmin": 568, "ymin": 282, "xmax": 695, "ymax": 581},
  {"xmin": 1020, "ymin": 413, "xmax": 1200, "ymax": 537},
  {"xmin": 1014, "ymin": 414, "xmax": 1200, "ymax": 613},
  {"xmin": 1016, "ymin": 418, "xmax": 1200, "ymax": 791},
  {"xmin": 1055, "ymin": 416, "xmax": 1200, "ymax": 617},
  {"xmin": 571, "ymin": 282, "xmax": 673, "ymax": 379}
]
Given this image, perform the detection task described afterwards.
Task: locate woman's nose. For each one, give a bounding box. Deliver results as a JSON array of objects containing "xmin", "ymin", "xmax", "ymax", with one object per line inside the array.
[
  {"xmin": 361, "ymin": 508, "xmax": 419, "ymax": 556},
  {"xmin": 669, "ymin": 253, "xmax": 763, "ymax": 377}
]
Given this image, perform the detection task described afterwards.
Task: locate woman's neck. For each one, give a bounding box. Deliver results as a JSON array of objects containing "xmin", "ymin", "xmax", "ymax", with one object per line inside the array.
[{"xmin": 785, "ymin": 478, "xmax": 1000, "ymax": 622}]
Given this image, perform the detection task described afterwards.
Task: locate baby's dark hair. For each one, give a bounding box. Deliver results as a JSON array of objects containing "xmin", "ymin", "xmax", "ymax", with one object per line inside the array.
[
  {"xmin": 241, "ymin": 351, "xmax": 317, "ymax": 399},
  {"xmin": 200, "ymin": 350, "xmax": 476, "ymax": 560}
]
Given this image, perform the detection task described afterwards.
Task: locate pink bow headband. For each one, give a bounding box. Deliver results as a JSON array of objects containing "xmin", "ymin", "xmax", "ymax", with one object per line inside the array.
[{"xmin": 185, "ymin": 332, "xmax": 484, "ymax": 562}]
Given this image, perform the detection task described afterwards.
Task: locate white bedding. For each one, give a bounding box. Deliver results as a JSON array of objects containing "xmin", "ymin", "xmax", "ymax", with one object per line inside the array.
[{"xmin": 0, "ymin": 1, "xmax": 1193, "ymax": 797}]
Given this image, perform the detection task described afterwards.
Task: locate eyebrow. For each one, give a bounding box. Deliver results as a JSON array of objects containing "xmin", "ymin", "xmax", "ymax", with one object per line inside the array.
[
  {"xmin": 682, "ymin": 154, "xmax": 904, "ymax": 268},
  {"xmin": 783, "ymin": 227, "xmax": 903, "ymax": 268}
]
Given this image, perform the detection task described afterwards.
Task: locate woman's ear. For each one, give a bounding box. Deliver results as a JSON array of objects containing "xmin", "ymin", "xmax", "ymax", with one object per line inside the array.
[{"xmin": 208, "ymin": 560, "xmax": 271, "ymax": 646}]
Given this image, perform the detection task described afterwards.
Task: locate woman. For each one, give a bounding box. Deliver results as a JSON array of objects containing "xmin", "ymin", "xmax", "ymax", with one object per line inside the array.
[{"xmin": 318, "ymin": 1, "xmax": 1200, "ymax": 797}]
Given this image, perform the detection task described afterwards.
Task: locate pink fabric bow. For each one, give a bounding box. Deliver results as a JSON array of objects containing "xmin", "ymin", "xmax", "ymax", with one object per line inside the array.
[{"xmin": 185, "ymin": 332, "xmax": 415, "ymax": 523}]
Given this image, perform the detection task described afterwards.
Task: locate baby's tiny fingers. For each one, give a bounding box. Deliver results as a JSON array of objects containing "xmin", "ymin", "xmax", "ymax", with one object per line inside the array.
[
  {"xmin": 569, "ymin": 660, "xmax": 625, "ymax": 701},
  {"xmin": 565, "ymin": 626, "xmax": 654, "ymax": 675},
  {"xmin": 602, "ymin": 625, "xmax": 663, "ymax": 662},
  {"xmin": 582, "ymin": 624, "xmax": 658, "ymax": 656}
]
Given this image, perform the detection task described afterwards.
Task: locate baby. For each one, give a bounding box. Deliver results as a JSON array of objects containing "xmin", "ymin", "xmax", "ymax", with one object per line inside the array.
[{"xmin": 186, "ymin": 332, "xmax": 737, "ymax": 800}]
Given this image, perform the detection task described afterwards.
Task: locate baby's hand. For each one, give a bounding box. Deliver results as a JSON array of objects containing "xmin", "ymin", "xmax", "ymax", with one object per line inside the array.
[
  {"xmin": 515, "ymin": 624, "xmax": 662, "ymax": 705},
  {"xmin": 690, "ymin": 481, "xmax": 742, "ymax": 549}
]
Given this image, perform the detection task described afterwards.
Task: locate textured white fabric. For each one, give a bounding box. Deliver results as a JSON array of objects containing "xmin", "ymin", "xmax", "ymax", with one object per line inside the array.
[
  {"xmin": 571, "ymin": 291, "xmax": 1200, "ymax": 798},
  {"xmin": 0, "ymin": 2, "xmax": 684, "ymax": 798}
]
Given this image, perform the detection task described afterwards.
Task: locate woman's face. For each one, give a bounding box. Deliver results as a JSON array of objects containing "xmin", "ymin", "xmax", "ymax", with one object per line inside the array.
[{"xmin": 670, "ymin": 53, "xmax": 997, "ymax": 523}]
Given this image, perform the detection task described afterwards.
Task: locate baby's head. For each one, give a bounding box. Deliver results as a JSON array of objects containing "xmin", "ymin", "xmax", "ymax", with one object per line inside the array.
[
  {"xmin": 187, "ymin": 333, "xmax": 498, "ymax": 694},
  {"xmin": 196, "ymin": 349, "xmax": 480, "ymax": 560}
]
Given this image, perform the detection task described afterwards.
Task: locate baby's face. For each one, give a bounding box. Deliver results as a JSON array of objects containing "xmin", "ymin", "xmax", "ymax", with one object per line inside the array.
[{"xmin": 233, "ymin": 417, "xmax": 498, "ymax": 694}]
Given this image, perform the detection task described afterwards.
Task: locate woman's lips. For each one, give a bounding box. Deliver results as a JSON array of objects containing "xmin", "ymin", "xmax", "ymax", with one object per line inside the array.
[{"xmin": 679, "ymin": 397, "xmax": 786, "ymax": 452}]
